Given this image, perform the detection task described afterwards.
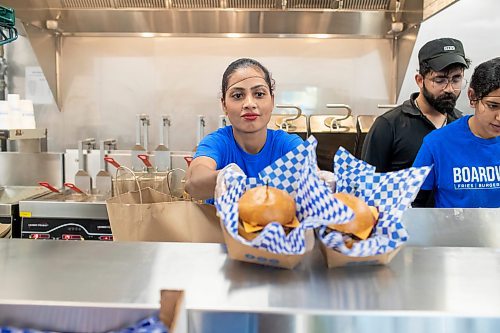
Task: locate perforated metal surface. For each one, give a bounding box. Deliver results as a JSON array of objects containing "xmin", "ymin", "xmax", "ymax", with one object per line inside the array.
[
  {"xmin": 340, "ymin": 0, "xmax": 390, "ymax": 10},
  {"xmin": 170, "ymin": 0, "xmax": 220, "ymax": 8},
  {"xmin": 62, "ymin": 0, "xmax": 114, "ymax": 8},
  {"xmin": 287, "ymin": 0, "xmax": 336, "ymax": 9},
  {"xmin": 227, "ymin": 0, "xmax": 279, "ymax": 9},
  {"xmin": 60, "ymin": 0, "xmax": 391, "ymax": 9},
  {"xmin": 115, "ymin": 0, "xmax": 167, "ymax": 8}
]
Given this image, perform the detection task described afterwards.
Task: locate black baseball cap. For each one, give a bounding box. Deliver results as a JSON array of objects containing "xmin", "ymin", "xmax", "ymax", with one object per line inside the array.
[{"xmin": 418, "ymin": 38, "xmax": 468, "ymax": 71}]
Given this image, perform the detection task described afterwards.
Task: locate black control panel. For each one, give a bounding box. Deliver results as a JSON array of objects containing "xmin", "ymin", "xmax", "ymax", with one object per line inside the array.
[{"xmin": 21, "ymin": 217, "xmax": 113, "ymax": 241}]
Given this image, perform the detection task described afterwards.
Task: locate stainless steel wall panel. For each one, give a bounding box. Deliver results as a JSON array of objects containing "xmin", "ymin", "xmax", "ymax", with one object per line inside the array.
[
  {"xmin": 0, "ymin": 152, "xmax": 64, "ymax": 187},
  {"xmin": 7, "ymin": 37, "xmax": 394, "ymax": 152}
]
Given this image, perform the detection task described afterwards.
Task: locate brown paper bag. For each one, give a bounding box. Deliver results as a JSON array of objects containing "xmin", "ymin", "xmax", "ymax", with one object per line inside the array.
[{"xmin": 106, "ymin": 187, "xmax": 223, "ymax": 243}]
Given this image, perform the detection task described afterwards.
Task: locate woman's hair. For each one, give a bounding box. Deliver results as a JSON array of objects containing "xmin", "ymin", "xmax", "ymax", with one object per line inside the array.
[
  {"xmin": 469, "ymin": 57, "xmax": 500, "ymax": 100},
  {"xmin": 221, "ymin": 58, "xmax": 275, "ymax": 101}
]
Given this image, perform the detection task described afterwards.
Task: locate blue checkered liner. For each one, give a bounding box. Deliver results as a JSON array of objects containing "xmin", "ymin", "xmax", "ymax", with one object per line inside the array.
[
  {"xmin": 318, "ymin": 147, "xmax": 432, "ymax": 257},
  {"xmin": 215, "ymin": 136, "xmax": 353, "ymax": 255},
  {"xmin": 111, "ymin": 312, "xmax": 168, "ymax": 333},
  {"xmin": 0, "ymin": 313, "xmax": 167, "ymax": 333}
]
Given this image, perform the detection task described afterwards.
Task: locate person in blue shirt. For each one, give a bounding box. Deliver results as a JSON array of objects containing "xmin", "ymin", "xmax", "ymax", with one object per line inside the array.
[
  {"xmin": 412, "ymin": 57, "xmax": 500, "ymax": 208},
  {"xmin": 185, "ymin": 58, "xmax": 303, "ymax": 200}
]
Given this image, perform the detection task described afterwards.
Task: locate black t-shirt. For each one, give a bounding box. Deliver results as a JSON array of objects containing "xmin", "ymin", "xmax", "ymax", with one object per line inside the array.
[{"xmin": 361, "ymin": 92, "xmax": 462, "ymax": 172}]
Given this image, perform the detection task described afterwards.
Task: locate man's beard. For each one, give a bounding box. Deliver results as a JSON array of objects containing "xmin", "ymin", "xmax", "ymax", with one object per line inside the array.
[{"xmin": 422, "ymin": 83, "xmax": 458, "ymax": 115}]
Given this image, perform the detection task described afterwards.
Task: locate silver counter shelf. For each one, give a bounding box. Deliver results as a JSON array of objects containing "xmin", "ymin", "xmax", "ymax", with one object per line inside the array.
[{"xmin": 1, "ymin": 219, "xmax": 500, "ymax": 333}]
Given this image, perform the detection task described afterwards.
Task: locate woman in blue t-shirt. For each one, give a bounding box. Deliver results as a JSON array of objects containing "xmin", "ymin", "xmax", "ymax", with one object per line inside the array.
[
  {"xmin": 413, "ymin": 57, "xmax": 500, "ymax": 208},
  {"xmin": 185, "ymin": 58, "xmax": 303, "ymax": 200}
]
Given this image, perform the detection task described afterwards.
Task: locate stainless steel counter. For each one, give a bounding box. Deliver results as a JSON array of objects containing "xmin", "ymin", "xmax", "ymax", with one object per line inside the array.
[
  {"xmin": 404, "ymin": 208, "xmax": 500, "ymax": 247},
  {"xmin": 0, "ymin": 238, "xmax": 499, "ymax": 333}
]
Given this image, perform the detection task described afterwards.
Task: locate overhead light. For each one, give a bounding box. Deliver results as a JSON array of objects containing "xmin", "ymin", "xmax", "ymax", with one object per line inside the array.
[
  {"xmin": 391, "ymin": 22, "xmax": 404, "ymax": 33},
  {"xmin": 46, "ymin": 20, "xmax": 59, "ymax": 30},
  {"xmin": 141, "ymin": 32, "xmax": 155, "ymax": 38},
  {"xmin": 226, "ymin": 33, "xmax": 243, "ymax": 38},
  {"xmin": 311, "ymin": 34, "xmax": 331, "ymax": 39}
]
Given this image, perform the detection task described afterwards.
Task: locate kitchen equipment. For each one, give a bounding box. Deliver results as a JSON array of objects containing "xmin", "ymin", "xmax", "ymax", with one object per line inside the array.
[
  {"xmin": 95, "ymin": 139, "xmax": 116, "ymax": 196},
  {"xmin": 105, "ymin": 157, "xmax": 139, "ymax": 195},
  {"xmin": 219, "ymin": 115, "xmax": 229, "ymax": 128},
  {"xmin": 155, "ymin": 115, "xmax": 171, "ymax": 172},
  {"xmin": 195, "ymin": 115, "xmax": 205, "ymax": 151},
  {"xmin": 0, "ymin": 185, "xmax": 50, "ymax": 238},
  {"xmin": 184, "ymin": 156, "xmax": 193, "ymax": 167},
  {"xmin": 268, "ymin": 104, "xmax": 308, "ymax": 140},
  {"xmin": 106, "ymin": 156, "xmax": 165, "ymax": 196},
  {"xmin": 1, "ymin": 152, "xmax": 64, "ymax": 187},
  {"xmin": 378, "ymin": 104, "xmax": 398, "ymax": 110},
  {"xmin": 74, "ymin": 138, "xmax": 95, "ymax": 194},
  {"xmin": 0, "ymin": 5, "xmax": 18, "ymax": 46},
  {"xmin": 355, "ymin": 115, "xmax": 378, "ymax": 158},
  {"xmin": 310, "ymin": 104, "xmax": 357, "ymax": 171},
  {"xmin": 137, "ymin": 154, "xmax": 163, "ymax": 192},
  {"xmin": 38, "ymin": 181, "xmax": 60, "ymax": 193},
  {"xmin": 19, "ymin": 192, "xmax": 111, "ymax": 240},
  {"xmin": 0, "ymin": 128, "xmax": 47, "ymax": 152},
  {"xmin": 166, "ymin": 168, "xmax": 187, "ymax": 199},
  {"xmin": 64, "ymin": 182, "xmax": 86, "ymax": 195},
  {"xmin": 131, "ymin": 114, "xmax": 148, "ymax": 172}
]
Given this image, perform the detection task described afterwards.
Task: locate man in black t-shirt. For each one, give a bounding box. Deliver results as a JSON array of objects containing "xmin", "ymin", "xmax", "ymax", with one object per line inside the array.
[{"xmin": 361, "ymin": 38, "xmax": 471, "ymax": 172}]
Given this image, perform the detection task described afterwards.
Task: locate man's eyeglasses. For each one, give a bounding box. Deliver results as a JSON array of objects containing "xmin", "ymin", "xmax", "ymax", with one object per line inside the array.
[
  {"xmin": 427, "ymin": 76, "xmax": 467, "ymax": 91},
  {"xmin": 479, "ymin": 97, "xmax": 500, "ymax": 113}
]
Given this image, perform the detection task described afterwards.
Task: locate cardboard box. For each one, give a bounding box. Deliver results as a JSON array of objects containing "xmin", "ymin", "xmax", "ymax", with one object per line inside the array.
[
  {"xmin": 160, "ymin": 290, "xmax": 187, "ymax": 333},
  {"xmin": 0, "ymin": 290, "xmax": 186, "ymax": 333},
  {"xmin": 222, "ymin": 223, "xmax": 314, "ymax": 269},
  {"xmin": 319, "ymin": 241, "xmax": 402, "ymax": 268}
]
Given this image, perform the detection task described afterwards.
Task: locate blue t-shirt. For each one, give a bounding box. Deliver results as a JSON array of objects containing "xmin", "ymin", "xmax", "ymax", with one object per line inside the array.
[
  {"xmin": 413, "ymin": 115, "xmax": 500, "ymax": 208},
  {"xmin": 193, "ymin": 126, "xmax": 303, "ymax": 177}
]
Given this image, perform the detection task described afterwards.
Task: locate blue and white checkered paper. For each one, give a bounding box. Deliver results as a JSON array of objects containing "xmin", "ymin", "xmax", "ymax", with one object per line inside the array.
[
  {"xmin": 319, "ymin": 147, "xmax": 432, "ymax": 256},
  {"xmin": 215, "ymin": 136, "xmax": 353, "ymax": 255},
  {"xmin": 0, "ymin": 313, "xmax": 167, "ymax": 333},
  {"xmin": 111, "ymin": 312, "xmax": 168, "ymax": 333}
]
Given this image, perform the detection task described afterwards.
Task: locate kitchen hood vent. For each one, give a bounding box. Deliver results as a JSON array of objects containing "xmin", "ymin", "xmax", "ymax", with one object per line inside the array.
[
  {"xmin": 116, "ymin": 0, "xmax": 168, "ymax": 8},
  {"xmin": 3, "ymin": 0, "xmax": 460, "ymax": 111},
  {"xmin": 60, "ymin": 0, "xmax": 393, "ymax": 10},
  {"xmin": 227, "ymin": 1, "xmax": 279, "ymax": 9},
  {"xmin": 286, "ymin": 0, "xmax": 335, "ymax": 9},
  {"xmin": 62, "ymin": 0, "xmax": 114, "ymax": 8},
  {"xmin": 338, "ymin": 0, "xmax": 389, "ymax": 10},
  {"xmin": 169, "ymin": 0, "xmax": 220, "ymax": 9}
]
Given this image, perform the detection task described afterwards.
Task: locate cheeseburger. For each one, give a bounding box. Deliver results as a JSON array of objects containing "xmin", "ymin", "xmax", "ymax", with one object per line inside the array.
[
  {"xmin": 238, "ymin": 185, "xmax": 299, "ymax": 240},
  {"xmin": 327, "ymin": 193, "xmax": 379, "ymax": 247}
]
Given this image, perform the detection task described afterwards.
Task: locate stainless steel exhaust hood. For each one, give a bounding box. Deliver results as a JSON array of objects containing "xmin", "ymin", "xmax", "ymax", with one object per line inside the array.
[
  {"xmin": 6, "ymin": 0, "xmax": 425, "ymax": 37},
  {"xmin": 3, "ymin": 0, "xmax": 458, "ymax": 109}
]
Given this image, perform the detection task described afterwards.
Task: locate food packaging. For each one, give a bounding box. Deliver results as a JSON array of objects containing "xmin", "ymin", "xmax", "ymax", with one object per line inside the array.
[
  {"xmin": 318, "ymin": 147, "xmax": 431, "ymax": 268},
  {"xmin": 215, "ymin": 137, "xmax": 349, "ymax": 269},
  {"xmin": 106, "ymin": 187, "xmax": 223, "ymax": 243}
]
